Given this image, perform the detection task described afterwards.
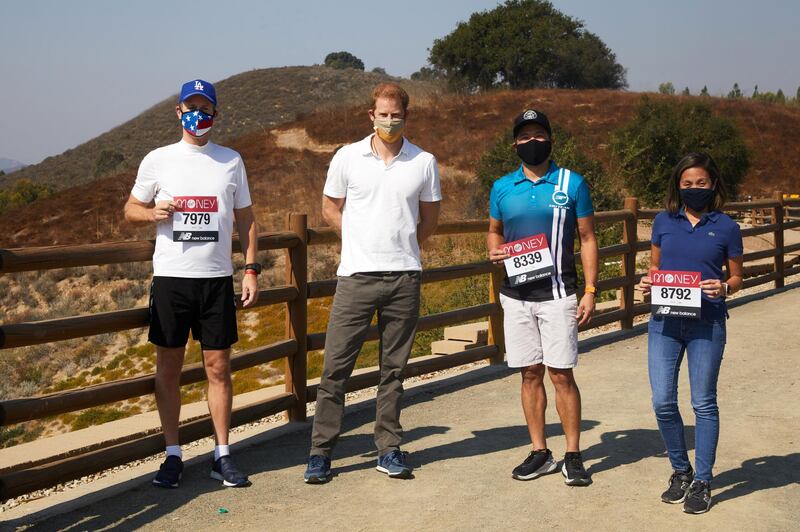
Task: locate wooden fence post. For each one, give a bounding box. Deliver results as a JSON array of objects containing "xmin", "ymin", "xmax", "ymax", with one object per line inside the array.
[
  {"xmin": 487, "ymin": 267, "xmax": 505, "ymax": 365},
  {"xmin": 773, "ymin": 191, "xmax": 785, "ymax": 289},
  {"xmin": 620, "ymin": 197, "xmax": 639, "ymax": 329},
  {"xmin": 284, "ymin": 213, "xmax": 308, "ymax": 421}
]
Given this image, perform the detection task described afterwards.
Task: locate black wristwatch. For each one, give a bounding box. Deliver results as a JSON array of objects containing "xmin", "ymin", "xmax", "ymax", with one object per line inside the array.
[{"xmin": 244, "ymin": 263, "xmax": 262, "ymax": 275}]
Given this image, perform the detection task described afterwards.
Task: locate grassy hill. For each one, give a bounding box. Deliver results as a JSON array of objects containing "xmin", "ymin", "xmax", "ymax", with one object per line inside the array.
[
  {"xmin": 1, "ymin": 87, "xmax": 799, "ymax": 248},
  {"xmin": 1, "ymin": 66, "xmax": 440, "ymax": 192}
]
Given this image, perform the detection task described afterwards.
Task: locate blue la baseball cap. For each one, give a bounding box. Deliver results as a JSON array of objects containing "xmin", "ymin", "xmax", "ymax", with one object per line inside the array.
[{"xmin": 179, "ymin": 79, "xmax": 217, "ymax": 105}]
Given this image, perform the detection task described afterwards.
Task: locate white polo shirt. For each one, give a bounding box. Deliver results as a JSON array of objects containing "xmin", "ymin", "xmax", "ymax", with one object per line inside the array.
[
  {"xmin": 131, "ymin": 140, "xmax": 252, "ymax": 278},
  {"xmin": 323, "ymin": 135, "xmax": 442, "ymax": 276}
]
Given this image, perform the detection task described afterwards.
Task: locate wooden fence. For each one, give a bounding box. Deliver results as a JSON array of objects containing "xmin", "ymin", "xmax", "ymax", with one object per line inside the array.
[{"xmin": 1, "ymin": 193, "xmax": 799, "ymax": 500}]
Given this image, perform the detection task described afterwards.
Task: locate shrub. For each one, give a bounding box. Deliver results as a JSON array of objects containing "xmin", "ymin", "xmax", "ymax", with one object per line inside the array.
[
  {"xmin": 658, "ymin": 82, "xmax": 675, "ymax": 95},
  {"xmin": 70, "ymin": 407, "xmax": 127, "ymax": 430},
  {"xmin": 0, "ymin": 179, "xmax": 52, "ymax": 214},
  {"xmin": 93, "ymin": 149, "xmax": 125, "ymax": 177},
  {"xmin": 610, "ymin": 96, "xmax": 750, "ymax": 207},
  {"xmin": 324, "ymin": 51, "xmax": 364, "ymax": 71}
]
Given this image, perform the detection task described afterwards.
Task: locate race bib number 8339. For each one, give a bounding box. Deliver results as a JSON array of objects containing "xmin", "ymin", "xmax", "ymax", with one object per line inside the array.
[{"xmin": 502, "ymin": 233, "xmax": 555, "ymax": 286}]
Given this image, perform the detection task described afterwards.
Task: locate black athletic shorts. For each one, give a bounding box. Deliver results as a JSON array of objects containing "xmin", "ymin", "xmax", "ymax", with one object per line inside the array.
[{"xmin": 148, "ymin": 276, "xmax": 238, "ymax": 350}]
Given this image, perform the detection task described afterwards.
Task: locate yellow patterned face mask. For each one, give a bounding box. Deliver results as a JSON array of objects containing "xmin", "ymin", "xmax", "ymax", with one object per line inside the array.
[{"xmin": 373, "ymin": 117, "xmax": 405, "ymax": 143}]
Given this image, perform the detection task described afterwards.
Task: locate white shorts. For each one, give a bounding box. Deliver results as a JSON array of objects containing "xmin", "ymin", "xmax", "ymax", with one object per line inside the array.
[{"xmin": 500, "ymin": 293, "xmax": 579, "ymax": 369}]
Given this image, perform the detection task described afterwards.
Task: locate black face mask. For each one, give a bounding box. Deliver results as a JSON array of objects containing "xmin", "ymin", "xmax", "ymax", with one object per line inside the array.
[
  {"xmin": 516, "ymin": 139, "xmax": 552, "ymax": 167},
  {"xmin": 680, "ymin": 188, "xmax": 715, "ymax": 211}
]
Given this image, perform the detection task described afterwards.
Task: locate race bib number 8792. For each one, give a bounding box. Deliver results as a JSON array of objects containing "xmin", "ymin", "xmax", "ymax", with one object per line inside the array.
[
  {"xmin": 650, "ymin": 270, "xmax": 702, "ymax": 319},
  {"xmin": 173, "ymin": 196, "xmax": 219, "ymax": 242}
]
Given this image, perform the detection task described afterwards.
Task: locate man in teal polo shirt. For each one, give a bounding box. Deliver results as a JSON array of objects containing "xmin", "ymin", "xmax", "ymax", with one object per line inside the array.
[{"xmin": 487, "ymin": 109, "xmax": 599, "ymax": 486}]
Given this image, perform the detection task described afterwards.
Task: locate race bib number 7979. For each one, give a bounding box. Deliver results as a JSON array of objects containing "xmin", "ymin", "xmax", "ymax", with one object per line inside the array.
[{"xmin": 172, "ymin": 196, "xmax": 219, "ymax": 242}]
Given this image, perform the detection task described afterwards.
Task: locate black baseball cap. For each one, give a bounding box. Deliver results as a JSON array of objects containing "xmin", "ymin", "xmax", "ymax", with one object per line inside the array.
[{"xmin": 513, "ymin": 109, "xmax": 552, "ymax": 139}]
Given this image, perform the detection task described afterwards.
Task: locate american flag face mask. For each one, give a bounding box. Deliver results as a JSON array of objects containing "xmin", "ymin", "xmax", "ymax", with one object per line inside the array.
[{"xmin": 181, "ymin": 109, "xmax": 214, "ymax": 137}]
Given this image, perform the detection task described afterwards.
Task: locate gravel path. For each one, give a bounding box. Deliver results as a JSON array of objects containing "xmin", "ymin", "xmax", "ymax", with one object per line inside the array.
[{"xmin": 3, "ymin": 276, "xmax": 798, "ymax": 529}]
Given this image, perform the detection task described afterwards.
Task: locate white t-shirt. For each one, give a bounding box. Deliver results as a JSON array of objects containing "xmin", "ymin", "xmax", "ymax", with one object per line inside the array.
[
  {"xmin": 323, "ymin": 135, "xmax": 442, "ymax": 276},
  {"xmin": 131, "ymin": 140, "xmax": 252, "ymax": 278}
]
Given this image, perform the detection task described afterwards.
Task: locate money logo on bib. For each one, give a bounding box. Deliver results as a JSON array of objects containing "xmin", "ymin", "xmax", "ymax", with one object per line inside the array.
[
  {"xmin": 650, "ymin": 270, "xmax": 702, "ymax": 319},
  {"xmin": 173, "ymin": 196, "xmax": 219, "ymax": 242},
  {"xmin": 502, "ymin": 233, "xmax": 555, "ymax": 286}
]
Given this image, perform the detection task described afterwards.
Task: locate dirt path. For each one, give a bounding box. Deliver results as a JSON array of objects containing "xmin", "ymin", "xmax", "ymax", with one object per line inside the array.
[{"xmin": 6, "ymin": 288, "xmax": 799, "ymax": 531}]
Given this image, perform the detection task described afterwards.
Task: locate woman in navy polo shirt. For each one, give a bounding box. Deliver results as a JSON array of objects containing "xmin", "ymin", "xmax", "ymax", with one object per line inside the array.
[{"xmin": 639, "ymin": 152, "xmax": 743, "ymax": 514}]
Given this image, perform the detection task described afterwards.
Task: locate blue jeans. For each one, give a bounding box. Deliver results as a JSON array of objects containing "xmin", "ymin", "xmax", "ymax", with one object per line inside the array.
[{"xmin": 648, "ymin": 316, "xmax": 726, "ymax": 483}]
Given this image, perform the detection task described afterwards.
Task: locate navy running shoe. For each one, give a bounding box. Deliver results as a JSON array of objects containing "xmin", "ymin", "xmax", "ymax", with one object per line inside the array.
[
  {"xmin": 153, "ymin": 455, "xmax": 183, "ymax": 488},
  {"xmin": 376, "ymin": 449, "xmax": 412, "ymax": 479},
  {"xmin": 304, "ymin": 454, "xmax": 332, "ymax": 484},
  {"xmin": 210, "ymin": 455, "xmax": 251, "ymax": 488}
]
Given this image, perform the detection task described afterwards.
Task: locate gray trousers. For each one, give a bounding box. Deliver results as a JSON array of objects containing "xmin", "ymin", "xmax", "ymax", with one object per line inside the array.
[{"xmin": 310, "ymin": 271, "xmax": 421, "ymax": 458}]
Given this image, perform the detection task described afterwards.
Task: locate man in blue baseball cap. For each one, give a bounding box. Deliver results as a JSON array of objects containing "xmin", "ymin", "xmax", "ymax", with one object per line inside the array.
[{"xmin": 124, "ymin": 79, "xmax": 260, "ymax": 489}]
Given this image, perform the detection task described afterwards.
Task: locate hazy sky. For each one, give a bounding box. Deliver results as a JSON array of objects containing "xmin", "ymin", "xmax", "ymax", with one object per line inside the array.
[{"xmin": 1, "ymin": 0, "xmax": 798, "ymax": 164}]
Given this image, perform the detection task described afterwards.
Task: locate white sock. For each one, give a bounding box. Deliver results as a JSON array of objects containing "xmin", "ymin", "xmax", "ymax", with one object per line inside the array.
[
  {"xmin": 166, "ymin": 445, "xmax": 182, "ymax": 459},
  {"xmin": 214, "ymin": 444, "xmax": 230, "ymax": 461}
]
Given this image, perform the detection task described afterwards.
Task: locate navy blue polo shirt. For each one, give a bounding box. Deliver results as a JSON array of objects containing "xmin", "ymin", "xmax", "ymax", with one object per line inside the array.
[
  {"xmin": 652, "ymin": 209, "xmax": 743, "ymax": 321},
  {"xmin": 490, "ymin": 162, "xmax": 594, "ymax": 301}
]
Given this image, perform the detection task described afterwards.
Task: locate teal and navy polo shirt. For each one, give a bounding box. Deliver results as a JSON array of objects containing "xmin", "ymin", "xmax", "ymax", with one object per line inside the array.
[{"xmin": 490, "ymin": 161, "xmax": 594, "ymax": 301}]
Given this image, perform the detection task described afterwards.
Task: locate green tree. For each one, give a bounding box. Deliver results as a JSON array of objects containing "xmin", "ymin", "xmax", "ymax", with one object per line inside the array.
[
  {"xmin": 796, "ymin": 86, "xmax": 800, "ymax": 102},
  {"xmin": 752, "ymin": 85, "xmax": 759, "ymax": 99},
  {"xmin": 658, "ymin": 82, "xmax": 675, "ymax": 95},
  {"xmin": 410, "ymin": 66, "xmax": 444, "ymax": 81},
  {"xmin": 727, "ymin": 83, "xmax": 742, "ymax": 99},
  {"xmin": 776, "ymin": 89, "xmax": 786, "ymax": 104},
  {"xmin": 700, "ymin": 85, "xmax": 710, "ymax": 96},
  {"xmin": 681, "ymin": 87, "xmax": 691, "ymax": 96},
  {"xmin": 428, "ymin": 0, "xmax": 626, "ymax": 91},
  {"xmin": 371, "ymin": 67, "xmax": 387, "ymax": 75},
  {"xmin": 93, "ymin": 149, "xmax": 125, "ymax": 177},
  {"xmin": 324, "ymin": 51, "xmax": 365, "ymax": 71},
  {"xmin": 610, "ymin": 97, "xmax": 749, "ymax": 207}
]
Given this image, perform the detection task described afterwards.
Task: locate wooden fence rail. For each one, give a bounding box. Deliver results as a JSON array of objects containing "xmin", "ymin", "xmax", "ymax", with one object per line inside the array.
[{"xmin": 1, "ymin": 193, "xmax": 798, "ymax": 500}]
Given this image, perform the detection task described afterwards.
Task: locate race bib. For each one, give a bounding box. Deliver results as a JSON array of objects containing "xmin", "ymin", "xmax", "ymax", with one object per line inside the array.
[
  {"xmin": 172, "ymin": 196, "xmax": 219, "ymax": 242},
  {"xmin": 650, "ymin": 270, "xmax": 702, "ymax": 319},
  {"xmin": 502, "ymin": 233, "xmax": 555, "ymax": 286}
]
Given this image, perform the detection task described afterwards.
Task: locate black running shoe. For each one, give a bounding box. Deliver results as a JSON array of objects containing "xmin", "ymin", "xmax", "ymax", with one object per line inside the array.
[
  {"xmin": 512, "ymin": 449, "xmax": 557, "ymax": 480},
  {"xmin": 661, "ymin": 467, "xmax": 694, "ymax": 504},
  {"xmin": 683, "ymin": 480, "xmax": 712, "ymax": 514},
  {"xmin": 210, "ymin": 455, "xmax": 251, "ymax": 488},
  {"xmin": 153, "ymin": 455, "xmax": 183, "ymax": 488},
  {"xmin": 562, "ymin": 451, "xmax": 591, "ymax": 486}
]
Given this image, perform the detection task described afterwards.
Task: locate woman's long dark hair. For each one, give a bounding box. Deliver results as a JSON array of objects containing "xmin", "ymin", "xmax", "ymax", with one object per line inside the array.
[{"xmin": 665, "ymin": 152, "xmax": 727, "ymax": 214}]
